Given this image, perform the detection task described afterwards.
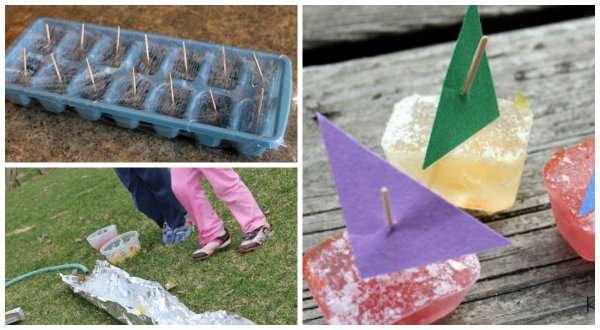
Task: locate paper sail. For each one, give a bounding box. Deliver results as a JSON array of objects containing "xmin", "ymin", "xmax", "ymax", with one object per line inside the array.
[
  {"xmin": 423, "ymin": 5, "xmax": 499, "ymax": 169},
  {"xmin": 317, "ymin": 113, "xmax": 510, "ymax": 279},
  {"xmin": 578, "ymin": 171, "xmax": 595, "ymax": 216}
]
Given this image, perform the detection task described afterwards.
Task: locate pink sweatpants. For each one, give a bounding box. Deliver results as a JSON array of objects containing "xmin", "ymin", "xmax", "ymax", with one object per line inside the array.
[{"xmin": 171, "ymin": 168, "xmax": 268, "ymax": 244}]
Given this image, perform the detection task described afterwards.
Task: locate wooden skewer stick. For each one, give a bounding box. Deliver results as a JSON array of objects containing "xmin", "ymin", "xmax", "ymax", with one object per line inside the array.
[
  {"xmin": 116, "ymin": 25, "xmax": 121, "ymax": 55},
  {"xmin": 80, "ymin": 24, "xmax": 85, "ymax": 50},
  {"xmin": 131, "ymin": 67, "xmax": 137, "ymax": 96},
  {"xmin": 253, "ymin": 51, "xmax": 265, "ymax": 83},
  {"xmin": 85, "ymin": 57, "xmax": 96, "ymax": 90},
  {"xmin": 182, "ymin": 41, "xmax": 188, "ymax": 76},
  {"xmin": 462, "ymin": 35, "xmax": 488, "ymax": 95},
  {"xmin": 144, "ymin": 34, "xmax": 150, "ymax": 64},
  {"xmin": 208, "ymin": 88, "xmax": 218, "ymax": 113},
  {"xmin": 45, "ymin": 23, "xmax": 51, "ymax": 46},
  {"xmin": 22, "ymin": 48, "xmax": 28, "ymax": 77},
  {"xmin": 168, "ymin": 72, "xmax": 175, "ymax": 106},
  {"xmin": 50, "ymin": 53, "xmax": 63, "ymax": 84},
  {"xmin": 221, "ymin": 46, "xmax": 227, "ymax": 76},
  {"xmin": 380, "ymin": 187, "xmax": 395, "ymax": 227},
  {"xmin": 257, "ymin": 87, "xmax": 265, "ymax": 124}
]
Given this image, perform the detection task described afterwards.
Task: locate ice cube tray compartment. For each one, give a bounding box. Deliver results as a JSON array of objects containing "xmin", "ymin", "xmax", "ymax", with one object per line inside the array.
[{"xmin": 6, "ymin": 18, "xmax": 293, "ymax": 157}]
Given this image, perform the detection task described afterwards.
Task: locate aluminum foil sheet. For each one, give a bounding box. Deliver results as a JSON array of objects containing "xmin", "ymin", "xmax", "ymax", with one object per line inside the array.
[{"xmin": 60, "ymin": 260, "xmax": 254, "ymax": 325}]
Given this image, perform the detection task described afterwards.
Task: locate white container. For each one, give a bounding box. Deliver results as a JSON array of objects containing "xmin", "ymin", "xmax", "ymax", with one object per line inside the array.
[
  {"xmin": 99, "ymin": 231, "xmax": 141, "ymax": 265},
  {"xmin": 87, "ymin": 225, "xmax": 119, "ymax": 250}
]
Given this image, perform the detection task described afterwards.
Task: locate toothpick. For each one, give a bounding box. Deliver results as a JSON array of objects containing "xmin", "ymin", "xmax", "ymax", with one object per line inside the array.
[
  {"xmin": 85, "ymin": 57, "xmax": 96, "ymax": 90},
  {"xmin": 131, "ymin": 67, "xmax": 137, "ymax": 96},
  {"xmin": 462, "ymin": 36, "xmax": 488, "ymax": 95},
  {"xmin": 182, "ymin": 41, "xmax": 188, "ymax": 76},
  {"xmin": 116, "ymin": 25, "xmax": 121, "ymax": 55},
  {"xmin": 257, "ymin": 87, "xmax": 264, "ymax": 124},
  {"xmin": 168, "ymin": 72, "xmax": 175, "ymax": 106},
  {"xmin": 221, "ymin": 46, "xmax": 227, "ymax": 76},
  {"xmin": 380, "ymin": 187, "xmax": 394, "ymax": 228},
  {"xmin": 144, "ymin": 34, "xmax": 150, "ymax": 64},
  {"xmin": 208, "ymin": 88, "xmax": 217, "ymax": 113},
  {"xmin": 45, "ymin": 23, "xmax": 51, "ymax": 46},
  {"xmin": 80, "ymin": 24, "xmax": 85, "ymax": 50},
  {"xmin": 22, "ymin": 48, "xmax": 27, "ymax": 77},
  {"xmin": 50, "ymin": 53, "xmax": 63, "ymax": 84},
  {"xmin": 253, "ymin": 51, "xmax": 265, "ymax": 83}
]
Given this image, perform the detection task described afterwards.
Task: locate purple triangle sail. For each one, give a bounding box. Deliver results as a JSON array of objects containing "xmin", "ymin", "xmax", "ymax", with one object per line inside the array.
[{"xmin": 316, "ymin": 112, "xmax": 511, "ymax": 279}]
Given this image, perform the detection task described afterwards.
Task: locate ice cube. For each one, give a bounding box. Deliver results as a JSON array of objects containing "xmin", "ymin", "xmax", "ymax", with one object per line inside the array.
[
  {"xmin": 543, "ymin": 137, "xmax": 594, "ymax": 261},
  {"xmin": 303, "ymin": 231, "xmax": 480, "ymax": 324},
  {"xmin": 381, "ymin": 94, "xmax": 533, "ymax": 214}
]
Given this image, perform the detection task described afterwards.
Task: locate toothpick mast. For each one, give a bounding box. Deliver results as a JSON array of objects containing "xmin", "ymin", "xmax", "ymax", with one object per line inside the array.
[
  {"xmin": 116, "ymin": 25, "xmax": 121, "ymax": 55},
  {"xmin": 131, "ymin": 67, "xmax": 137, "ymax": 96},
  {"xmin": 462, "ymin": 35, "xmax": 488, "ymax": 95},
  {"xmin": 80, "ymin": 24, "xmax": 85, "ymax": 50},
  {"xmin": 253, "ymin": 51, "xmax": 265, "ymax": 83},
  {"xmin": 208, "ymin": 88, "xmax": 218, "ymax": 113},
  {"xmin": 50, "ymin": 53, "xmax": 63, "ymax": 84},
  {"xmin": 168, "ymin": 72, "xmax": 175, "ymax": 106},
  {"xmin": 45, "ymin": 23, "xmax": 51, "ymax": 46},
  {"xmin": 380, "ymin": 187, "xmax": 395, "ymax": 227},
  {"xmin": 182, "ymin": 41, "xmax": 188, "ymax": 76},
  {"xmin": 22, "ymin": 48, "xmax": 27, "ymax": 77},
  {"xmin": 144, "ymin": 34, "xmax": 150, "ymax": 64},
  {"xmin": 85, "ymin": 57, "xmax": 96, "ymax": 90},
  {"xmin": 221, "ymin": 46, "xmax": 227, "ymax": 76},
  {"xmin": 257, "ymin": 87, "xmax": 264, "ymax": 124}
]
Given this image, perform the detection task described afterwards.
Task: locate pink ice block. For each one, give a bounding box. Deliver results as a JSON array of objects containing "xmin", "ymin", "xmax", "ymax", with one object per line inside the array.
[
  {"xmin": 303, "ymin": 231, "xmax": 480, "ymax": 324},
  {"xmin": 543, "ymin": 137, "xmax": 595, "ymax": 261}
]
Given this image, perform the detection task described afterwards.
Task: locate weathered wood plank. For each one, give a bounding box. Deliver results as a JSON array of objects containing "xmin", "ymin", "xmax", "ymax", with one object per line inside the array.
[
  {"xmin": 303, "ymin": 5, "xmax": 546, "ymax": 49},
  {"xmin": 304, "ymin": 268, "xmax": 594, "ymax": 324},
  {"xmin": 303, "ymin": 18, "xmax": 595, "ymax": 215},
  {"xmin": 302, "ymin": 227, "xmax": 596, "ymax": 319},
  {"xmin": 438, "ymin": 274, "xmax": 594, "ymax": 324},
  {"xmin": 303, "ymin": 257, "xmax": 594, "ymax": 309},
  {"xmin": 303, "ymin": 226, "xmax": 593, "ymax": 302},
  {"xmin": 301, "ymin": 18, "xmax": 595, "ymax": 324},
  {"xmin": 304, "ymin": 130, "xmax": 592, "ymax": 217},
  {"xmin": 302, "ymin": 136, "xmax": 594, "ymax": 245}
]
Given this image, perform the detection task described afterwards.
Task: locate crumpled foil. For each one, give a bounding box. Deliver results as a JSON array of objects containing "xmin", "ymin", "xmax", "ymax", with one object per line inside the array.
[{"xmin": 60, "ymin": 260, "xmax": 254, "ymax": 325}]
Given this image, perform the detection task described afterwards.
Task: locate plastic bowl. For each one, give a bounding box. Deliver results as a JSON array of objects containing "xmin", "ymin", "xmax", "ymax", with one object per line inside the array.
[
  {"xmin": 99, "ymin": 231, "xmax": 141, "ymax": 265},
  {"xmin": 86, "ymin": 224, "xmax": 118, "ymax": 249}
]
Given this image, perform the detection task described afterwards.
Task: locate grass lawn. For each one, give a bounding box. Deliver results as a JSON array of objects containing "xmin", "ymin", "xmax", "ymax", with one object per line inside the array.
[{"xmin": 5, "ymin": 168, "xmax": 297, "ymax": 325}]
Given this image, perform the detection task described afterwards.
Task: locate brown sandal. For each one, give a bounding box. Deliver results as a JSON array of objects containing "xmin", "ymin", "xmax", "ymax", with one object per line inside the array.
[{"xmin": 191, "ymin": 228, "xmax": 231, "ymax": 261}]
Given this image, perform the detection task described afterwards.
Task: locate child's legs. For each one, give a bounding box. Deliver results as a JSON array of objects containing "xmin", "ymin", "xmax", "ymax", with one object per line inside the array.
[
  {"xmin": 114, "ymin": 168, "xmax": 165, "ymax": 228},
  {"xmin": 136, "ymin": 168, "xmax": 186, "ymax": 228},
  {"xmin": 202, "ymin": 168, "xmax": 268, "ymax": 233},
  {"xmin": 171, "ymin": 168, "xmax": 224, "ymax": 244}
]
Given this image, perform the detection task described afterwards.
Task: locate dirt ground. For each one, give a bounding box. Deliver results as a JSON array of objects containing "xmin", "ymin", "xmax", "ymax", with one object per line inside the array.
[{"xmin": 5, "ymin": 5, "xmax": 297, "ymax": 162}]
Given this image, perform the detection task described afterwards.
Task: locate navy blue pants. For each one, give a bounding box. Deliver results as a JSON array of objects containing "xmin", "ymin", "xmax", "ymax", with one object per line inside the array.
[{"xmin": 114, "ymin": 168, "xmax": 186, "ymax": 229}]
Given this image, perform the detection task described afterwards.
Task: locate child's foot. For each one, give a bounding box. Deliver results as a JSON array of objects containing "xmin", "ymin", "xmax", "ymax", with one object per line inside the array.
[
  {"xmin": 162, "ymin": 222, "xmax": 176, "ymax": 245},
  {"xmin": 239, "ymin": 224, "xmax": 273, "ymax": 254},
  {"xmin": 192, "ymin": 228, "xmax": 231, "ymax": 261},
  {"xmin": 174, "ymin": 217, "xmax": 194, "ymax": 244}
]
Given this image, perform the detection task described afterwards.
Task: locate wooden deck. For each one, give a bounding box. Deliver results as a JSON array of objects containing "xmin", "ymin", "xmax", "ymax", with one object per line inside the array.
[{"xmin": 302, "ymin": 6, "xmax": 595, "ymax": 325}]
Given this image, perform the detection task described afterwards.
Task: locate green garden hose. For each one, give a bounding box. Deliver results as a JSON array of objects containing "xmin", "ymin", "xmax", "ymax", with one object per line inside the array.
[{"xmin": 5, "ymin": 264, "xmax": 88, "ymax": 288}]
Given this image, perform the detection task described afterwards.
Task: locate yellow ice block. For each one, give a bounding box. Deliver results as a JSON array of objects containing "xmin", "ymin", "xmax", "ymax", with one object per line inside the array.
[{"xmin": 381, "ymin": 94, "xmax": 533, "ymax": 214}]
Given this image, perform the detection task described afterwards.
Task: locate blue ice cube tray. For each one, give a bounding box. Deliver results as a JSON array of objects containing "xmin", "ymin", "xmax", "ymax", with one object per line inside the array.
[{"xmin": 5, "ymin": 18, "xmax": 293, "ymax": 157}]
